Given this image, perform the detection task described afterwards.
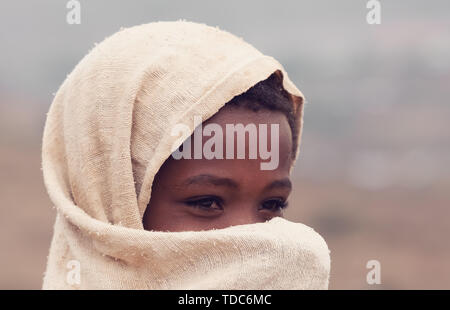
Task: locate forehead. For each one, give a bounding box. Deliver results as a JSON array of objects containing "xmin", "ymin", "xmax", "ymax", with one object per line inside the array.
[
  {"xmin": 155, "ymin": 105, "xmax": 293, "ymax": 186},
  {"xmin": 206, "ymin": 104, "xmax": 289, "ymax": 127},
  {"xmin": 203, "ymin": 104, "xmax": 292, "ymax": 158}
]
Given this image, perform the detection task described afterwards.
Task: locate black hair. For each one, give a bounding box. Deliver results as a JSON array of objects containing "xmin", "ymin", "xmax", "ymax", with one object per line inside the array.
[{"xmin": 225, "ymin": 71, "xmax": 298, "ymax": 159}]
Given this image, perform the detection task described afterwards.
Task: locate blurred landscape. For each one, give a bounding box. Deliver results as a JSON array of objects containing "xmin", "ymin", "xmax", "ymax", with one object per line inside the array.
[{"xmin": 1, "ymin": 0, "xmax": 449, "ymax": 289}]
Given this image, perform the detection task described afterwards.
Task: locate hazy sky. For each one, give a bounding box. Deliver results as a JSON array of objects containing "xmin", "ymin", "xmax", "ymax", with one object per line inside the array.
[
  {"xmin": 1, "ymin": 0, "xmax": 449, "ymax": 104},
  {"xmin": 1, "ymin": 0, "xmax": 449, "ymax": 186}
]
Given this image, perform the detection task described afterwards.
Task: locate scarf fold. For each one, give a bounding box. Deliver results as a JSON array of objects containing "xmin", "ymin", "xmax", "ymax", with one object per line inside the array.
[{"xmin": 41, "ymin": 20, "xmax": 330, "ymax": 289}]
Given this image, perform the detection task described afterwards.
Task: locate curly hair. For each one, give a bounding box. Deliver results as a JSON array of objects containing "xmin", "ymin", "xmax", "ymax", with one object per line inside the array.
[{"xmin": 225, "ymin": 71, "xmax": 298, "ymax": 159}]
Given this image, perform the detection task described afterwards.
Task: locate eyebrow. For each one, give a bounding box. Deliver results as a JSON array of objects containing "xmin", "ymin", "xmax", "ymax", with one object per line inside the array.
[
  {"xmin": 179, "ymin": 174, "xmax": 291, "ymax": 191},
  {"xmin": 181, "ymin": 174, "xmax": 239, "ymax": 189},
  {"xmin": 263, "ymin": 178, "xmax": 292, "ymax": 191}
]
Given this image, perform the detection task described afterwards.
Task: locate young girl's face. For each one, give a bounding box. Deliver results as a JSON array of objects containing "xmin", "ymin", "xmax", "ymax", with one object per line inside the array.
[{"xmin": 143, "ymin": 104, "xmax": 293, "ymax": 232}]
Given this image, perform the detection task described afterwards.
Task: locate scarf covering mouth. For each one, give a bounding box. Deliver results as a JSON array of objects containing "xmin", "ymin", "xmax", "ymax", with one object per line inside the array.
[{"xmin": 41, "ymin": 20, "xmax": 331, "ymax": 289}]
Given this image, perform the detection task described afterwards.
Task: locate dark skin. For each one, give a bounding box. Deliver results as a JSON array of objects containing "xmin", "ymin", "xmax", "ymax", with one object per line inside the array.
[{"xmin": 143, "ymin": 104, "xmax": 293, "ymax": 232}]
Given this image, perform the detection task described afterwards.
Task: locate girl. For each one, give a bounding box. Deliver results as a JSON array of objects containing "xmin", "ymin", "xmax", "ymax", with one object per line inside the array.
[{"xmin": 41, "ymin": 20, "xmax": 330, "ymax": 289}]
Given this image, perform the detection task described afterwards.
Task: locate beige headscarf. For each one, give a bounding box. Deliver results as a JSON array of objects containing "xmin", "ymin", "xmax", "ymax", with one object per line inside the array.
[{"xmin": 41, "ymin": 20, "xmax": 330, "ymax": 289}]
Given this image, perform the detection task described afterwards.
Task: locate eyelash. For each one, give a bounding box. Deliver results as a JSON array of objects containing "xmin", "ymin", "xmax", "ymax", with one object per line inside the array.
[
  {"xmin": 184, "ymin": 196, "xmax": 288, "ymax": 212},
  {"xmin": 184, "ymin": 196, "xmax": 224, "ymax": 211},
  {"xmin": 260, "ymin": 198, "xmax": 289, "ymax": 212}
]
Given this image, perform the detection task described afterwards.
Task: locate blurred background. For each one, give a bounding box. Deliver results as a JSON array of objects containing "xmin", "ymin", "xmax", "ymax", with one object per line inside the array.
[{"xmin": 0, "ymin": 0, "xmax": 449, "ymax": 289}]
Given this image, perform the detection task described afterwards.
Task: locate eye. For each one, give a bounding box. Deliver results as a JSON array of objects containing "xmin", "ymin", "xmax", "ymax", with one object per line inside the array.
[
  {"xmin": 260, "ymin": 198, "xmax": 288, "ymax": 212},
  {"xmin": 184, "ymin": 196, "xmax": 224, "ymax": 211}
]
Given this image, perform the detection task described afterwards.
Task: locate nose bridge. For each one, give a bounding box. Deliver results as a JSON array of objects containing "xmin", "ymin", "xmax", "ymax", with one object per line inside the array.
[{"xmin": 226, "ymin": 202, "xmax": 262, "ymax": 226}]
